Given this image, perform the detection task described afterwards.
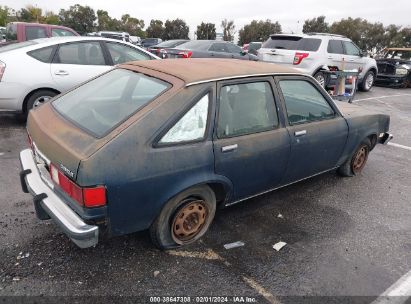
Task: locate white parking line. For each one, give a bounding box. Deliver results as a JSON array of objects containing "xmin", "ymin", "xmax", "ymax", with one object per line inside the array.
[
  {"xmin": 371, "ymin": 270, "xmax": 411, "ymax": 304},
  {"xmin": 387, "ymin": 142, "xmax": 411, "ymax": 151},
  {"xmin": 354, "ymin": 94, "xmax": 411, "ymax": 102}
]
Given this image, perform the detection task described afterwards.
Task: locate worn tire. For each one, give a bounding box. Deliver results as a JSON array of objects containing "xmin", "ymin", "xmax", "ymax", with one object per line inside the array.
[
  {"xmin": 25, "ymin": 90, "xmax": 57, "ymax": 114},
  {"xmin": 338, "ymin": 138, "xmax": 371, "ymax": 177},
  {"xmin": 149, "ymin": 185, "xmax": 216, "ymax": 250},
  {"xmin": 359, "ymin": 70, "xmax": 375, "ymax": 92}
]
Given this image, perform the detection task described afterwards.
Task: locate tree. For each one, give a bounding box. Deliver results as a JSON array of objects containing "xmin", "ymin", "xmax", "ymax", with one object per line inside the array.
[
  {"xmin": 43, "ymin": 11, "xmax": 60, "ymax": 25},
  {"xmin": 0, "ymin": 6, "xmax": 11, "ymax": 26},
  {"xmin": 302, "ymin": 16, "xmax": 329, "ymax": 33},
  {"xmin": 59, "ymin": 4, "xmax": 96, "ymax": 35},
  {"xmin": 163, "ymin": 19, "xmax": 189, "ymax": 40},
  {"xmin": 238, "ymin": 19, "xmax": 281, "ymax": 45},
  {"xmin": 384, "ymin": 25, "xmax": 411, "ymax": 49},
  {"xmin": 221, "ymin": 19, "xmax": 235, "ymax": 42},
  {"xmin": 196, "ymin": 22, "xmax": 216, "ymax": 40},
  {"xmin": 18, "ymin": 5, "xmax": 42, "ymax": 22},
  {"xmin": 120, "ymin": 14, "xmax": 145, "ymax": 37},
  {"xmin": 146, "ymin": 19, "xmax": 164, "ymax": 38}
]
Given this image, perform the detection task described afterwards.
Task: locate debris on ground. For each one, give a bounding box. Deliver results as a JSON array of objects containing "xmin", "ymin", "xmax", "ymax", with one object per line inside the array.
[
  {"xmin": 12, "ymin": 277, "xmax": 20, "ymax": 282},
  {"xmin": 224, "ymin": 241, "xmax": 245, "ymax": 250},
  {"xmin": 16, "ymin": 252, "xmax": 30, "ymax": 260},
  {"xmin": 273, "ymin": 241, "xmax": 287, "ymax": 252},
  {"xmin": 153, "ymin": 270, "xmax": 160, "ymax": 277},
  {"xmin": 277, "ymin": 213, "xmax": 284, "ymax": 219}
]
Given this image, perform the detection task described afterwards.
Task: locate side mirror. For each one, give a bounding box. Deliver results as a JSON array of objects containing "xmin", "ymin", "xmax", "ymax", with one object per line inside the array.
[{"xmin": 359, "ymin": 51, "xmax": 364, "ymax": 57}]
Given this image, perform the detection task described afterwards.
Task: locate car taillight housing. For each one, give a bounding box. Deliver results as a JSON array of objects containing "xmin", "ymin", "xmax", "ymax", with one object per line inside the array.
[
  {"xmin": 178, "ymin": 51, "xmax": 192, "ymax": 58},
  {"xmin": 0, "ymin": 61, "xmax": 6, "ymax": 81},
  {"xmin": 293, "ymin": 52, "xmax": 309, "ymax": 65},
  {"xmin": 49, "ymin": 163, "xmax": 106, "ymax": 208}
]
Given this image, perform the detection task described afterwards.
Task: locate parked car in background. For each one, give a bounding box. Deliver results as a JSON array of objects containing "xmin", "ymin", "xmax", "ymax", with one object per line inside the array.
[
  {"xmin": 0, "ymin": 36, "xmax": 158, "ymax": 115},
  {"xmin": 97, "ymin": 31, "xmax": 130, "ymax": 43},
  {"xmin": 148, "ymin": 39, "xmax": 189, "ymax": 58},
  {"xmin": 258, "ymin": 33, "xmax": 378, "ymax": 91},
  {"xmin": 19, "ymin": 58, "xmax": 392, "ymax": 249},
  {"xmin": 1, "ymin": 22, "xmax": 78, "ymax": 46},
  {"xmin": 375, "ymin": 48, "xmax": 411, "ymax": 88},
  {"xmin": 141, "ymin": 38, "xmax": 162, "ymax": 49},
  {"xmin": 129, "ymin": 35, "xmax": 141, "ymax": 45},
  {"xmin": 243, "ymin": 42, "xmax": 262, "ymax": 56},
  {"xmin": 162, "ymin": 40, "xmax": 258, "ymax": 60},
  {"xmin": 0, "ymin": 27, "xmax": 5, "ymax": 42}
]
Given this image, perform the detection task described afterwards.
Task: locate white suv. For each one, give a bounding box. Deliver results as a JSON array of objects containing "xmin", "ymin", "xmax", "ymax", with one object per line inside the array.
[{"xmin": 257, "ymin": 33, "xmax": 378, "ymax": 91}]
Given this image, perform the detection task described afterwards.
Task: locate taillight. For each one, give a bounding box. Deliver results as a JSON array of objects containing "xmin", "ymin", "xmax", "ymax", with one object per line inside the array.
[
  {"xmin": 49, "ymin": 163, "xmax": 106, "ymax": 208},
  {"xmin": 178, "ymin": 51, "xmax": 192, "ymax": 58},
  {"xmin": 0, "ymin": 61, "xmax": 5, "ymax": 81},
  {"xmin": 293, "ymin": 52, "xmax": 309, "ymax": 65}
]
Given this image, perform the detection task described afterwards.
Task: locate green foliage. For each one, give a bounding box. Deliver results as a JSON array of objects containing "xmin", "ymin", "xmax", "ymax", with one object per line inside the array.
[
  {"xmin": 58, "ymin": 4, "xmax": 96, "ymax": 35},
  {"xmin": 238, "ymin": 19, "xmax": 281, "ymax": 45},
  {"xmin": 302, "ymin": 16, "xmax": 329, "ymax": 34},
  {"xmin": 221, "ymin": 19, "xmax": 235, "ymax": 42},
  {"xmin": 18, "ymin": 5, "xmax": 42, "ymax": 22},
  {"xmin": 0, "ymin": 6, "xmax": 11, "ymax": 26},
  {"xmin": 146, "ymin": 19, "xmax": 164, "ymax": 38},
  {"xmin": 196, "ymin": 22, "xmax": 216, "ymax": 40},
  {"xmin": 163, "ymin": 19, "xmax": 189, "ymax": 40},
  {"xmin": 121, "ymin": 14, "xmax": 145, "ymax": 37}
]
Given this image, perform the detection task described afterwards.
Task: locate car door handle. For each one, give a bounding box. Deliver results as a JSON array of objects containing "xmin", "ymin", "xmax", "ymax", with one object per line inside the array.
[
  {"xmin": 295, "ymin": 130, "xmax": 307, "ymax": 137},
  {"xmin": 54, "ymin": 70, "xmax": 69, "ymax": 76},
  {"xmin": 349, "ymin": 59, "xmax": 355, "ymax": 62},
  {"xmin": 327, "ymin": 56, "xmax": 333, "ymax": 59},
  {"xmin": 221, "ymin": 144, "xmax": 238, "ymax": 152}
]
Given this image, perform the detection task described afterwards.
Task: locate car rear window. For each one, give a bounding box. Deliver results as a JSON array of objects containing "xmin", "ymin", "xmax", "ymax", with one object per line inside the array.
[
  {"xmin": 262, "ymin": 36, "xmax": 321, "ymax": 52},
  {"xmin": 53, "ymin": 69, "xmax": 170, "ymax": 137},
  {"xmin": 27, "ymin": 46, "xmax": 54, "ymax": 62}
]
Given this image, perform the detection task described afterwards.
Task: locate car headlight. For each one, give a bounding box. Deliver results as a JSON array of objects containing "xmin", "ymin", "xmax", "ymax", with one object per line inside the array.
[{"xmin": 395, "ymin": 68, "xmax": 408, "ymax": 76}]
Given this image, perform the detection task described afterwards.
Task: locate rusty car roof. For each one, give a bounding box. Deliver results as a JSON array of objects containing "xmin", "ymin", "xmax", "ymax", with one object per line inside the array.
[{"xmin": 121, "ymin": 58, "xmax": 298, "ymax": 85}]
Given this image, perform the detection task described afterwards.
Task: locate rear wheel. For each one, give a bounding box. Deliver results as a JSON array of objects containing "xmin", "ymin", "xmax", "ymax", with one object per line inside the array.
[
  {"xmin": 359, "ymin": 70, "xmax": 375, "ymax": 92},
  {"xmin": 25, "ymin": 90, "xmax": 57, "ymax": 114},
  {"xmin": 338, "ymin": 138, "xmax": 371, "ymax": 177},
  {"xmin": 313, "ymin": 71, "xmax": 327, "ymax": 88},
  {"xmin": 149, "ymin": 185, "xmax": 216, "ymax": 250}
]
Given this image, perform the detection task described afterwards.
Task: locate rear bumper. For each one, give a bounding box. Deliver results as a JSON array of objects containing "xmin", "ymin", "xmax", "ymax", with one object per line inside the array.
[
  {"xmin": 378, "ymin": 133, "xmax": 393, "ymax": 145},
  {"xmin": 19, "ymin": 149, "xmax": 99, "ymax": 248}
]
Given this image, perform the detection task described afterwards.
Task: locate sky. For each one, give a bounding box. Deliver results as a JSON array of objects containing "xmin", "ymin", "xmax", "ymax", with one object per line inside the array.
[{"xmin": 3, "ymin": 0, "xmax": 411, "ymax": 40}]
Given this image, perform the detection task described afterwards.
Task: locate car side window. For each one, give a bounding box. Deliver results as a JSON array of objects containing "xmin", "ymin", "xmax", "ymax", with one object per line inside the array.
[
  {"xmin": 56, "ymin": 42, "xmax": 105, "ymax": 65},
  {"xmin": 159, "ymin": 94, "xmax": 209, "ymax": 144},
  {"xmin": 327, "ymin": 40, "xmax": 344, "ymax": 54},
  {"xmin": 52, "ymin": 28, "xmax": 76, "ymax": 37},
  {"xmin": 343, "ymin": 41, "xmax": 361, "ymax": 56},
  {"xmin": 27, "ymin": 46, "xmax": 54, "ymax": 63},
  {"xmin": 25, "ymin": 26, "xmax": 47, "ymax": 40},
  {"xmin": 209, "ymin": 43, "xmax": 228, "ymax": 53},
  {"xmin": 279, "ymin": 80, "xmax": 335, "ymax": 125},
  {"xmin": 217, "ymin": 82, "xmax": 278, "ymax": 138},
  {"xmin": 227, "ymin": 43, "xmax": 241, "ymax": 54},
  {"xmin": 105, "ymin": 42, "xmax": 151, "ymax": 64}
]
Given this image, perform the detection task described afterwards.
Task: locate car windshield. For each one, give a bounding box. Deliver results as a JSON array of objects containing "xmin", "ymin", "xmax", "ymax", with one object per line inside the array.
[
  {"xmin": 0, "ymin": 40, "xmax": 38, "ymax": 53},
  {"xmin": 53, "ymin": 69, "xmax": 170, "ymax": 137},
  {"xmin": 384, "ymin": 50, "xmax": 411, "ymax": 60},
  {"xmin": 178, "ymin": 40, "xmax": 212, "ymax": 50},
  {"xmin": 262, "ymin": 36, "xmax": 321, "ymax": 51}
]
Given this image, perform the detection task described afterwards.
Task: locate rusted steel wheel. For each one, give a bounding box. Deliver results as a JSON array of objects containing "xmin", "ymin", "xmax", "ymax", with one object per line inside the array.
[
  {"xmin": 351, "ymin": 145, "xmax": 369, "ymax": 174},
  {"xmin": 150, "ymin": 186, "xmax": 216, "ymax": 249},
  {"xmin": 171, "ymin": 199, "xmax": 209, "ymax": 244},
  {"xmin": 338, "ymin": 138, "xmax": 371, "ymax": 177}
]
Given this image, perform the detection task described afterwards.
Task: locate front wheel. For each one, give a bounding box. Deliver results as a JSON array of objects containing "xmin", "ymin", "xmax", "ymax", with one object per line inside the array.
[
  {"xmin": 338, "ymin": 138, "xmax": 371, "ymax": 177},
  {"xmin": 149, "ymin": 185, "xmax": 216, "ymax": 250},
  {"xmin": 359, "ymin": 70, "xmax": 375, "ymax": 92},
  {"xmin": 313, "ymin": 71, "xmax": 327, "ymax": 88}
]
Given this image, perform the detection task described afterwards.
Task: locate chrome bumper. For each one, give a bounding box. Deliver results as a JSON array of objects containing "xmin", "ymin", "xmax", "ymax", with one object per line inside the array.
[
  {"xmin": 379, "ymin": 133, "xmax": 393, "ymax": 145},
  {"xmin": 19, "ymin": 149, "xmax": 98, "ymax": 248}
]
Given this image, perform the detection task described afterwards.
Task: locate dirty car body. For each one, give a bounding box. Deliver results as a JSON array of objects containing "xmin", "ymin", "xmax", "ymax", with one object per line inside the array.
[{"xmin": 19, "ymin": 59, "xmax": 392, "ymax": 249}]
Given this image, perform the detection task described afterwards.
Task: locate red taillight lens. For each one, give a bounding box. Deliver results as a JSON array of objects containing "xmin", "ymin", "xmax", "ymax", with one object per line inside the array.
[
  {"xmin": 293, "ymin": 52, "xmax": 309, "ymax": 65},
  {"xmin": 83, "ymin": 187, "xmax": 106, "ymax": 208},
  {"xmin": 178, "ymin": 51, "xmax": 192, "ymax": 58},
  {"xmin": 49, "ymin": 163, "xmax": 106, "ymax": 208},
  {"xmin": 0, "ymin": 61, "xmax": 5, "ymax": 81}
]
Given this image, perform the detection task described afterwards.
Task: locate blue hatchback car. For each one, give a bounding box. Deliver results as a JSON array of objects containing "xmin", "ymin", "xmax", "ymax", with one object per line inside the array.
[{"xmin": 20, "ymin": 59, "xmax": 392, "ymax": 249}]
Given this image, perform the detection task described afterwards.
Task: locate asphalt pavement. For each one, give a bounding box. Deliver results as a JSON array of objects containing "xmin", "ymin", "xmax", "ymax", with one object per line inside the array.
[{"xmin": 0, "ymin": 87, "xmax": 410, "ymax": 304}]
